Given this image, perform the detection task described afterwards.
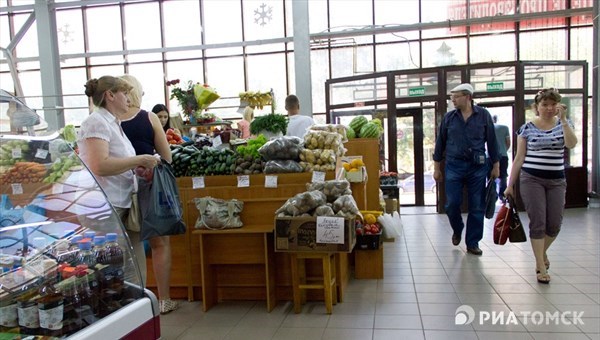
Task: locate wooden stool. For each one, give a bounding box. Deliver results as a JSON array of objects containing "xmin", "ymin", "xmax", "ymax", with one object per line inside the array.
[{"xmin": 290, "ymin": 252, "xmax": 337, "ymax": 314}]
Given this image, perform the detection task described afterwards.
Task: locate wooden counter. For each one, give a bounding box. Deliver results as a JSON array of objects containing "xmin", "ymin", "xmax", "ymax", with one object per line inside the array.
[{"xmin": 145, "ymin": 139, "xmax": 382, "ymax": 307}]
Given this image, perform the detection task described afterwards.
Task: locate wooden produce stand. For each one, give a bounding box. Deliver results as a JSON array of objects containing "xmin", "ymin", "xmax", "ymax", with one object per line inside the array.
[
  {"xmin": 344, "ymin": 138, "xmax": 385, "ymax": 280},
  {"xmin": 144, "ymin": 138, "xmax": 382, "ymax": 308},
  {"xmin": 344, "ymin": 138, "xmax": 381, "ymax": 211}
]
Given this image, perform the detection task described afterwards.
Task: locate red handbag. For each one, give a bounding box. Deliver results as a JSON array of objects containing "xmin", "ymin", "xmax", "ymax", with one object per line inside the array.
[{"xmin": 493, "ymin": 202, "xmax": 511, "ymax": 245}]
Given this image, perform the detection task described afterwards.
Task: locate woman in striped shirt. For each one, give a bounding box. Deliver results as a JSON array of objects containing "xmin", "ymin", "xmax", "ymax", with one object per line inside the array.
[{"xmin": 505, "ymin": 88, "xmax": 577, "ymax": 284}]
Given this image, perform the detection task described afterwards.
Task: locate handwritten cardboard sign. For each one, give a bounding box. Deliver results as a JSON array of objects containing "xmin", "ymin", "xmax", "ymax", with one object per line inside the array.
[{"xmin": 316, "ymin": 216, "xmax": 344, "ymax": 244}]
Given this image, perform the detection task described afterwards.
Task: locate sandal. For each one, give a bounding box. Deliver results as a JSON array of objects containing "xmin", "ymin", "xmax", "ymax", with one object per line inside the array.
[
  {"xmin": 159, "ymin": 299, "xmax": 179, "ymax": 314},
  {"xmin": 536, "ymin": 272, "xmax": 551, "ymax": 284},
  {"xmin": 544, "ymin": 254, "xmax": 550, "ymax": 270}
]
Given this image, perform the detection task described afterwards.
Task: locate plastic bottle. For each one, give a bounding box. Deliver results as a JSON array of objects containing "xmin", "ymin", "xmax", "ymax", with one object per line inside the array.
[
  {"xmin": 60, "ymin": 272, "xmax": 82, "ymax": 334},
  {"xmin": 92, "ymin": 236, "xmax": 106, "ymax": 260},
  {"xmin": 102, "ymin": 233, "xmax": 124, "ymax": 299},
  {"xmin": 0, "ymin": 290, "xmax": 19, "ymax": 333},
  {"xmin": 69, "ymin": 235, "xmax": 83, "ymax": 251},
  {"xmin": 37, "ymin": 270, "xmax": 64, "ymax": 337},
  {"xmin": 16, "ymin": 276, "xmax": 41, "ymax": 335},
  {"xmin": 76, "ymin": 241, "xmax": 96, "ymax": 268},
  {"xmin": 75, "ymin": 266, "xmax": 97, "ymax": 324},
  {"xmin": 82, "ymin": 231, "xmax": 96, "ymax": 244}
]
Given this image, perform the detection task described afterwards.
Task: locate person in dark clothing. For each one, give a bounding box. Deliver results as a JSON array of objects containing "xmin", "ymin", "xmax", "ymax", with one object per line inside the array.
[
  {"xmin": 493, "ymin": 115, "xmax": 511, "ymax": 202},
  {"xmin": 433, "ymin": 83, "xmax": 499, "ymax": 256},
  {"xmin": 120, "ymin": 75, "xmax": 179, "ymax": 314}
]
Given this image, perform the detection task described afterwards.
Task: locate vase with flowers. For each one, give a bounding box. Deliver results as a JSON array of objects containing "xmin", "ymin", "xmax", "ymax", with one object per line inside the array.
[{"xmin": 167, "ymin": 79, "xmax": 220, "ymax": 124}]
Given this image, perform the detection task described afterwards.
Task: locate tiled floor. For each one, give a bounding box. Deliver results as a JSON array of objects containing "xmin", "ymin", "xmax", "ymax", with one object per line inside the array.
[{"xmin": 159, "ymin": 207, "xmax": 600, "ymax": 340}]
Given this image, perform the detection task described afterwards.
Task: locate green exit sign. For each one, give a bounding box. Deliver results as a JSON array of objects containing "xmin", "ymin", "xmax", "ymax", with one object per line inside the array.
[
  {"xmin": 487, "ymin": 82, "xmax": 504, "ymax": 92},
  {"xmin": 408, "ymin": 87, "xmax": 426, "ymax": 96}
]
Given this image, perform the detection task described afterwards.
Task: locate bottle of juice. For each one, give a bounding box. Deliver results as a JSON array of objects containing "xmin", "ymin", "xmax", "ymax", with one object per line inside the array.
[
  {"xmin": 16, "ymin": 276, "xmax": 41, "ymax": 335},
  {"xmin": 76, "ymin": 241, "xmax": 96, "ymax": 268},
  {"xmin": 37, "ymin": 270, "xmax": 64, "ymax": 337},
  {"xmin": 60, "ymin": 273, "xmax": 82, "ymax": 334},
  {"xmin": 69, "ymin": 235, "xmax": 83, "ymax": 251},
  {"xmin": 92, "ymin": 236, "xmax": 106, "ymax": 261},
  {"xmin": 0, "ymin": 290, "xmax": 19, "ymax": 334},
  {"xmin": 75, "ymin": 266, "xmax": 97, "ymax": 325},
  {"xmin": 82, "ymin": 231, "xmax": 96, "ymax": 244},
  {"xmin": 102, "ymin": 233, "xmax": 124, "ymax": 299}
]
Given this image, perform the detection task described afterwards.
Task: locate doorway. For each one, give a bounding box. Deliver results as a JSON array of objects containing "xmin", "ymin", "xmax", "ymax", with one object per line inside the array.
[{"xmin": 395, "ymin": 107, "xmax": 437, "ymax": 206}]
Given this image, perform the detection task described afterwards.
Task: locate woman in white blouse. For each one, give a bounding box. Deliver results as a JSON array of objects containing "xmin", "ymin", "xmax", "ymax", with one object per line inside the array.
[{"xmin": 77, "ymin": 75, "xmax": 160, "ymax": 285}]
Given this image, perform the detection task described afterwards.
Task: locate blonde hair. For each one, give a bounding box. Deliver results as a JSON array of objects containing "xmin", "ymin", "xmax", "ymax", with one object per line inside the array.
[
  {"xmin": 243, "ymin": 106, "xmax": 254, "ymax": 121},
  {"xmin": 120, "ymin": 74, "xmax": 143, "ymax": 108},
  {"xmin": 84, "ymin": 76, "xmax": 133, "ymax": 108}
]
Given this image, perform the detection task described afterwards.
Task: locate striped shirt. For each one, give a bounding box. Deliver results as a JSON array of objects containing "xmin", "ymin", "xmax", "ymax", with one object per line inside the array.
[{"xmin": 518, "ymin": 120, "xmax": 572, "ymax": 179}]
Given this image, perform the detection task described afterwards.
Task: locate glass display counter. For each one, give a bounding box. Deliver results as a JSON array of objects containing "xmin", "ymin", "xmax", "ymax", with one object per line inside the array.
[{"xmin": 0, "ymin": 133, "xmax": 159, "ymax": 339}]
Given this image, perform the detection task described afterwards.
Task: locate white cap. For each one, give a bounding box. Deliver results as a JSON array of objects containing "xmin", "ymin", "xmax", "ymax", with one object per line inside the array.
[{"xmin": 450, "ymin": 83, "xmax": 474, "ymax": 95}]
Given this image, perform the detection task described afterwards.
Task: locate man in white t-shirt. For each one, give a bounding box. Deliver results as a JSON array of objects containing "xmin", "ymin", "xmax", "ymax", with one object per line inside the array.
[{"xmin": 285, "ymin": 94, "xmax": 314, "ymax": 138}]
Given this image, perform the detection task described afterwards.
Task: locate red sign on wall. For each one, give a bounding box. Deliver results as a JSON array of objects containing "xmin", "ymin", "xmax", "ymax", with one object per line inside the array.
[{"xmin": 447, "ymin": 0, "xmax": 593, "ymax": 34}]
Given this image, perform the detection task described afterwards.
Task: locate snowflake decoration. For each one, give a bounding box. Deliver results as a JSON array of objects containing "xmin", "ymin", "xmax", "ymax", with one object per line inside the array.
[
  {"xmin": 57, "ymin": 24, "xmax": 74, "ymax": 45},
  {"xmin": 254, "ymin": 3, "xmax": 272, "ymax": 27}
]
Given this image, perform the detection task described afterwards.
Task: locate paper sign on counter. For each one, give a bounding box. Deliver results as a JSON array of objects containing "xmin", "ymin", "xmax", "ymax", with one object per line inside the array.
[
  {"xmin": 192, "ymin": 176, "xmax": 205, "ymax": 189},
  {"xmin": 11, "ymin": 183, "xmax": 23, "ymax": 195},
  {"xmin": 35, "ymin": 149, "xmax": 49, "ymax": 159},
  {"xmin": 316, "ymin": 216, "xmax": 344, "ymax": 244},
  {"xmin": 11, "ymin": 148, "xmax": 22, "ymax": 159},
  {"xmin": 311, "ymin": 171, "xmax": 325, "ymax": 183},
  {"xmin": 237, "ymin": 175, "xmax": 250, "ymax": 187},
  {"xmin": 265, "ymin": 175, "xmax": 277, "ymax": 188}
]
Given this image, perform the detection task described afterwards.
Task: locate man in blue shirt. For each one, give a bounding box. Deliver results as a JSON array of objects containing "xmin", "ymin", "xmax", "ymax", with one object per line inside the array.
[
  {"xmin": 433, "ymin": 83, "xmax": 499, "ymax": 255},
  {"xmin": 493, "ymin": 115, "xmax": 511, "ymax": 202}
]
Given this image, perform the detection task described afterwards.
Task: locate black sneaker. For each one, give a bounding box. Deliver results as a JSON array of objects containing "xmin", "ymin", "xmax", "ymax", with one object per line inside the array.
[
  {"xmin": 467, "ymin": 247, "xmax": 483, "ymax": 255},
  {"xmin": 452, "ymin": 233, "xmax": 461, "ymax": 246}
]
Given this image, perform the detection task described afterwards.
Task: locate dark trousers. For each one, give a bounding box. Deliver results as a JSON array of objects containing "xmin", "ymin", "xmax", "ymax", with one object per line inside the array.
[{"xmin": 444, "ymin": 158, "xmax": 487, "ymax": 248}]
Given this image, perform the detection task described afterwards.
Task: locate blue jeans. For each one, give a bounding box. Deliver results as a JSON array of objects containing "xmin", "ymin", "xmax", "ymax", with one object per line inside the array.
[{"xmin": 444, "ymin": 157, "xmax": 488, "ymax": 248}]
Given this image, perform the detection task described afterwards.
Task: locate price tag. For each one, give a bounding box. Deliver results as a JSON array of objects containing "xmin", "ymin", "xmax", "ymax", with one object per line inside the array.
[
  {"xmin": 192, "ymin": 176, "xmax": 205, "ymax": 189},
  {"xmin": 11, "ymin": 148, "xmax": 22, "ymax": 159},
  {"xmin": 35, "ymin": 148, "xmax": 49, "ymax": 159},
  {"xmin": 11, "ymin": 183, "xmax": 23, "ymax": 195},
  {"xmin": 52, "ymin": 183, "xmax": 64, "ymax": 195},
  {"xmin": 316, "ymin": 216, "xmax": 345, "ymax": 244},
  {"xmin": 312, "ymin": 171, "xmax": 326, "ymax": 183},
  {"xmin": 237, "ymin": 175, "xmax": 250, "ymax": 188},
  {"xmin": 265, "ymin": 175, "xmax": 277, "ymax": 188},
  {"xmin": 212, "ymin": 135, "xmax": 222, "ymax": 148}
]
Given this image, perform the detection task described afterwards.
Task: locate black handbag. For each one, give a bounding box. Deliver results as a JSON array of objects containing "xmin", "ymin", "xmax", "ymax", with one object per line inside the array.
[
  {"xmin": 508, "ymin": 196, "xmax": 527, "ymax": 243},
  {"xmin": 485, "ymin": 179, "xmax": 497, "ymax": 219}
]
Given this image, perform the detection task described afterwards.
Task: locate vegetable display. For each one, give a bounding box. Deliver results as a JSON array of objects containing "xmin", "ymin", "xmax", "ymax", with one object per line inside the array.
[
  {"xmin": 168, "ymin": 123, "xmax": 350, "ymax": 178},
  {"xmin": 0, "ymin": 161, "xmax": 47, "ymax": 184},
  {"xmin": 346, "ymin": 115, "xmax": 383, "ymax": 138},
  {"xmin": 249, "ymin": 113, "xmax": 288, "ymax": 135},
  {"xmin": 44, "ymin": 154, "xmax": 82, "ymax": 183}
]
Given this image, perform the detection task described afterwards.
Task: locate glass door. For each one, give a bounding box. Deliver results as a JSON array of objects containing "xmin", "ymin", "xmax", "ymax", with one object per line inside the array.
[{"xmin": 396, "ymin": 108, "xmax": 437, "ymax": 206}]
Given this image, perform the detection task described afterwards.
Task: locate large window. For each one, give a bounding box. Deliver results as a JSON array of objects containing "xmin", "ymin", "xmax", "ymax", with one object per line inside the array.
[{"xmin": 0, "ymin": 0, "xmax": 594, "ymax": 128}]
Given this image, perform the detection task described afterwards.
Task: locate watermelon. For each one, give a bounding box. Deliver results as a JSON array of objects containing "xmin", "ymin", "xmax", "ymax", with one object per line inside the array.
[
  {"xmin": 349, "ymin": 116, "xmax": 368, "ymax": 135},
  {"xmin": 359, "ymin": 122, "xmax": 381, "ymax": 138},
  {"xmin": 346, "ymin": 126, "xmax": 356, "ymax": 139},
  {"xmin": 371, "ymin": 118, "xmax": 384, "ymax": 132}
]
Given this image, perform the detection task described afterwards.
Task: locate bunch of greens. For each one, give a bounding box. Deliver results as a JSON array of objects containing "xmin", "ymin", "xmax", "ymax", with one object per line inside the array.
[
  {"xmin": 249, "ymin": 113, "xmax": 288, "ymax": 135},
  {"xmin": 236, "ymin": 134, "xmax": 267, "ymax": 159}
]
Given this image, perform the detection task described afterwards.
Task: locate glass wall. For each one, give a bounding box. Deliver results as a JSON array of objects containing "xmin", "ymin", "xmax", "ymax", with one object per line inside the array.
[{"xmin": 0, "ymin": 0, "xmax": 595, "ymax": 128}]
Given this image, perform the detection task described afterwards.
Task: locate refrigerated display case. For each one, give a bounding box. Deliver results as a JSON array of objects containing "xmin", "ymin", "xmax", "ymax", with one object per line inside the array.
[{"xmin": 0, "ymin": 133, "xmax": 160, "ymax": 339}]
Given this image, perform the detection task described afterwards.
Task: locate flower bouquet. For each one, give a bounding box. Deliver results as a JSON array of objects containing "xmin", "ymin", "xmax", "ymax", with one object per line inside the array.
[
  {"xmin": 167, "ymin": 79, "xmax": 220, "ymax": 122},
  {"xmin": 197, "ymin": 112, "xmax": 217, "ymax": 124}
]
